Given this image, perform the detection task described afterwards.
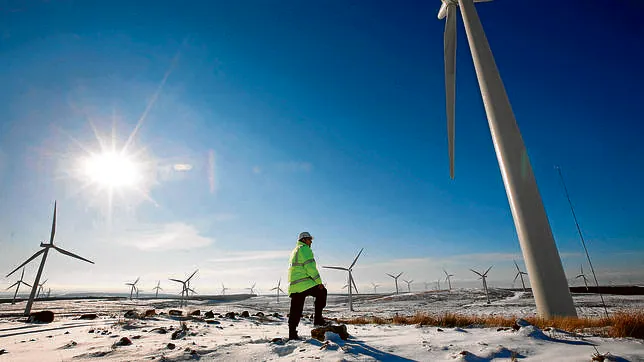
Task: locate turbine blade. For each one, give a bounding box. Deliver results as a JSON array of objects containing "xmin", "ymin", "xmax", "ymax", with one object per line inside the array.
[
  {"xmin": 52, "ymin": 246, "xmax": 94, "ymax": 264},
  {"xmin": 513, "ymin": 260, "xmax": 520, "ymax": 272},
  {"xmin": 49, "ymin": 201, "xmax": 57, "ymax": 244},
  {"xmin": 349, "ymin": 248, "xmax": 364, "ymax": 269},
  {"xmin": 187, "ymin": 269, "xmax": 198, "ymax": 282},
  {"xmin": 396, "ymin": 272, "xmax": 403, "ymax": 278},
  {"xmin": 279, "ymin": 288, "xmax": 286, "ymax": 294},
  {"xmin": 20, "ymin": 268, "xmax": 25, "ymax": 280},
  {"xmin": 443, "ymin": 269, "xmax": 448, "ymax": 277},
  {"xmin": 444, "ymin": 2, "xmax": 457, "ymax": 180},
  {"xmin": 514, "ymin": 273, "xmax": 520, "ymax": 283},
  {"xmin": 470, "ymin": 269, "xmax": 483, "ymax": 277},
  {"xmin": 6, "ymin": 249, "xmax": 46, "ymax": 277},
  {"xmin": 134, "ymin": 277, "xmax": 140, "ymax": 285},
  {"xmin": 169, "ymin": 278, "xmax": 184, "ymax": 283},
  {"xmin": 23, "ymin": 281, "xmax": 33, "ymax": 288},
  {"xmin": 351, "ymin": 274, "xmax": 359, "ymax": 294},
  {"xmin": 386, "ymin": 273, "xmax": 395, "ymax": 278},
  {"xmin": 6, "ymin": 282, "xmax": 19, "ymax": 290},
  {"xmin": 323, "ymin": 266, "xmax": 348, "ymax": 271},
  {"xmin": 484, "ymin": 265, "xmax": 493, "ymax": 276}
]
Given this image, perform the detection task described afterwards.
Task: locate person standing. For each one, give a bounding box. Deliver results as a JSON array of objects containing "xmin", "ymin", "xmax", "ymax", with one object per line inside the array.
[{"xmin": 287, "ymin": 231, "xmax": 327, "ymax": 340}]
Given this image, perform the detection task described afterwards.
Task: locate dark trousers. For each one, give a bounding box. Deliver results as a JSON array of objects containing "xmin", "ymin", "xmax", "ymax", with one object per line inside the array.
[{"xmin": 288, "ymin": 286, "xmax": 327, "ymax": 333}]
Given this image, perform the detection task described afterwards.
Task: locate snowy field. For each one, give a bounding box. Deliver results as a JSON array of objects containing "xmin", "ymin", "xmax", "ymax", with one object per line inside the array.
[{"xmin": 1, "ymin": 289, "xmax": 643, "ymax": 361}]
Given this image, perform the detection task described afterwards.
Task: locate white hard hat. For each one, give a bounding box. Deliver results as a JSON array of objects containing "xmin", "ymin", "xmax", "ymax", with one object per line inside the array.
[{"xmin": 297, "ymin": 232, "xmax": 313, "ymax": 241}]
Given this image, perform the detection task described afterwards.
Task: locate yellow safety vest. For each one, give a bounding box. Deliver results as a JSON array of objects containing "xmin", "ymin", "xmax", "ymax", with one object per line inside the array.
[{"xmin": 288, "ymin": 241, "xmax": 322, "ymax": 294}]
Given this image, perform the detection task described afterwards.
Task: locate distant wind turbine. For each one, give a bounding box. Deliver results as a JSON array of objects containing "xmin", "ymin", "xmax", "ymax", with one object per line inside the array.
[
  {"xmin": 443, "ymin": 268, "xmax": 454, "ymax": 291},
  {"xmin": 437, "ymin": 0, "xmax": 576, "ymax": 317},
  {"xmin": 386, "ymin": 272, "xmax": 403, "ymax": 294},
  {"xmin": 470, "ymin": 266, "xmax": 493, "ymax": 304},
  {"xmin": 169, "ymin": 269, "xmax": 198, "ymax": 307},
  {"xmin": 221, "ymin": 283, "xmax": 229, "ymax": 295},
  {"xmin": 126, "ymin": 277, "xmax": 140, "ymax": 300},
  {"xmin": 46, "ymin": 288, "xmax": 51, "ymax": 298},
  {"xmin": 323, "ymin": 248, "xmax": 363, "ymax": 311},
  {"xmin": 513, "ymin": 260, "xmax": 528, "ymax": 292},
  {"xmin": 5, "ymin": 201, "xmax": 95, "ymax": 316},
  {"xmin": 270, "ymin": 278, "xmax": 286, "ymax": 303},
  {"xmin": 6, "ymin": 268, "xmax": 32, "ymax": 304},
  {"xmin": 371, "ymin": 282, "xmax": 380, "ymax": 294},
  {"xmin": 576, "ymin": 265, "xmax": 590, "ymax": 291},
  {"xmin": 246, "ymin": 282, "xmax": 257, "ymax": 295},
  {"xmin": 36, "ymin": 279, "xmax": 48, "ymax": 299},
  {"xmin": 402, "ymin": 279, "xmax": 414, "ymax": 293},
  {"xmin": 153, "ymin": 281, "xmax": 163, "ymax": 298}
]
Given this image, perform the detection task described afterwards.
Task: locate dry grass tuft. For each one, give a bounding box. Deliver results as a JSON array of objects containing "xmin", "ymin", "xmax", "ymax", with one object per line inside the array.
[{"xmin": 336, "ymin": 311, "xmax": 644, "ymax": 340}]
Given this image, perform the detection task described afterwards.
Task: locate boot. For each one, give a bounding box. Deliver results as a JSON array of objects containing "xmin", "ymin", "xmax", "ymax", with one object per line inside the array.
[
  {"xmin": 288, "ymin": 328, "xmax": 300, "ymax": 340},
  {"xmin": 314, "ymin": 317, "xmax": 330, "ymax": 327}
]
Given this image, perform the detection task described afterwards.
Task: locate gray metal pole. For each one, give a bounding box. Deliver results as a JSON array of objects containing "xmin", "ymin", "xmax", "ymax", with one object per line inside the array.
[
  {"xmin": 24, "ymin": 248, "xmax": 49, "ymax": 316},
  {"xmin": 458, "ymin": 0, "xmax": 576, "ymax": 317}
]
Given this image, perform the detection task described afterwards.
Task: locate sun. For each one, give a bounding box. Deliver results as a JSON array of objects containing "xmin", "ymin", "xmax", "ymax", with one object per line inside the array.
[{"xmin": 82, "ymin": 151, "xmax": 142, "ymax": 189}]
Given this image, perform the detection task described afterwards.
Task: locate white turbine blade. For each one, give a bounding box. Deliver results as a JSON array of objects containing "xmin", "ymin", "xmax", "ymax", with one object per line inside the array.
[
  {"xmin": 20, "ymin": 268, "xmax": 25, "ymax": 280},
  {"xmin": 23, "ymin": 281, "xmax": 33, "ymax": 288},
  {"xmin": 349, "ymin": 248, "xmax": 364, "ymax": 270},
  {"xmin": 470, "ymin": 269, "xmax": 483, "ymax": 277},
  {"xmin": 187, "ymin": 269, "xmax": 198, "ymax": 282},
  {"xmin": 134, "ymin": 277, "xmax": 140, "ymax": 285},
  {"xmin": 443, "ymin": 269, "xmax": 449, "ymax": 277},
  {"xmin": 6, "ymin": 282, "xmax": 19, "ymax": 290},
  {"xmin": 351, "ymin": 274, "xmax": 359, "ymax": 294},
  {"xmin": 169, "ymin": 278, "xmax": 184, "ymax": 284},
  {"xmin": 437, "ymin": 1, "xmax": 448, "ymax": 20},
  {"xmin": 396, "ymin": 272, "xmax": 403, "ymax": 278},
  {"xmin": 49, "ymin": 201, "xmax": 57, "ymax": 244},
  {"xmin": 386, "ymin": 273, "xmax": 395, "ymax": 279},
  {"xmin": 514, "ymin": 273, "xmax": 520, "ymax": 283},
  {"xmin": 484, "ymin": 265, "xmax": 493, "ymax": 276},
  {"xmin": 6, "ymin": 249, "xmax": 46, "ymax": 277},
  {"xmin": 52, "ymin": 246, "xmax": 94, "ymax": 264},
  {"xmin": 323, "ymin": 266, "xmax": 348, "ymax": 271},
  {"xmin": 513, "ymin": 260, "xmax": 521, "ymax": 272},
  {"xmin": 279, "ymin": 288, "xmax": 286, "ymax": 294},
  {"xmin": 444, "ymin": 1, "xmax": 457, "ymax": 180},
  {"xmin": 270, "ymin": 287, "xmax": 278, "ymax": 291}
]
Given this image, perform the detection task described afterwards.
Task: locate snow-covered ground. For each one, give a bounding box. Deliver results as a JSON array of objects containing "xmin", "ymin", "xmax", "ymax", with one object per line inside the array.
[{"xmin": 1, "ymin": 289, "xmax": 643, "ymax": 361}]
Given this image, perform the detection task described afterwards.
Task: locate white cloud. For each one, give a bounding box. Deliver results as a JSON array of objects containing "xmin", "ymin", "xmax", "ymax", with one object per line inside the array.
[{"xmin": 120, "ymin": 222, "xmax": 213, "ymax": 251}]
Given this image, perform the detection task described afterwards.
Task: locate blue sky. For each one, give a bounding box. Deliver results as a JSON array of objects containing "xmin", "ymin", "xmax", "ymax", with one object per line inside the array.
[{"xmin": 1, "ymin": 0, "xmax": 643, "ymax": 294}]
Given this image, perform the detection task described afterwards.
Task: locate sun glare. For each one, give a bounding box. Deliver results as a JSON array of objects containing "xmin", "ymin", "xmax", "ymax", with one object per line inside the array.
[{"xmin": 83, "ymin": 152, "xmax": 141, "ymax": 188}]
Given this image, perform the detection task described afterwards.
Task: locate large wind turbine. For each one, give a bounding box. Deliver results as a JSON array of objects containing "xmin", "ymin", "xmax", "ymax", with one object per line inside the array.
[
  {"xmin": 6, "ymin": 268, "xmax": 32, "ymax": 304},
  {"xmin": 153, "ymin": 281, "xmax": 163, "ymax": 298},
  {"xmin": 246, "ymin": 282, "xmax": 257, "ymax": 295},
  {"xmin": 576, "ymin": 265, "xmax": 590, "ymax": 291},
  {"xmin": 126, "ymin": 277, "xmax": 140, "ymax": 300},
  {"xmin": 323, "ymin": 248, "xmax": 363, "ymax": 311},
  {"xmin": 169, "ymin": 270, "xmax": 198, "ymax": 307},
  {"xmin": 470, "ymin": 266, "xmax": 492, "ymax": 304},
  {"xmin": 270, "ymin": 278, "xmax": 286, "ymax": 303},
  {"xmin": 402, "ymin": 279, "xmax": 414, "ymax": 293},
  {"xmin": 513, "ymin": 260, "xmax": 528, "ymax": 292},
  {"xmin": 371, "ymin": 282, "xmax": 380, "ymax": 294},
  {"xmin": 386, "ymin": 272, "xmax": 403, "ymax": 294},
  {"xmin": 438, "ymin": 0, "xmax": 576, "ymax": 317},
  {"xmin": 443, "ymin": 268, "xmax": 454, "ymax": 291},
  {"xmin": 220, "ymin": 283, "xmax": 229, "ymax": 295},
  {"xmin": 6, "ymin": 202, "xmax": 95, "ymax": 316}
]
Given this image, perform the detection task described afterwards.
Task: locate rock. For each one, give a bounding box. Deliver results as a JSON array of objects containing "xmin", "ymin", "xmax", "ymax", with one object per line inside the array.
[
  {"xmin": 167, "ymin": 343, "xmax": 176, "ymax": 350},
  {"xmin": 0, "ymin": 349, "xmax": 6, "ymax": 355},
  {"xmin": 124, "ymin": 310, "xmax": 139, "ymax": 319},
  {"xmin": 254, "ymin": 312, "xmax": 265, "ymax": 317},
  {"xmin": 240, "ymin": 311, "xmax": 250, "ymax": 318},
  {"xmin": 272, "ymin": 313, "xmax": 281, "ymax": 318},
  {"xmin": 88, "ymin": 329, "xmax": 94, "ymax": 333},
  {"xmin": 205, "ymin": 319, "xmax": 220, "ymax": 325},
  {"xmin": 171, "ymin": 324, "xmax": 188, "ymax": 340},
  {"xmin": 131, "ymin": 335, "xmax": 141, "ymax": 339},
  {"xmin": 497, "ymin": 327, "xmax": 511, "ymax": 332},
  {"xmin": 270, "ymin": 337, "xmax": 284, "ymax": 344},
  {"xmin": 114, "ymin": 337, "xmax": 132, "ymax": 346},
  {"xmin": 437, "ymin": 328, "xmax": 444, "ymax": 332},
  {"xmin": 61, "ymin": 340, "xmax": 77, "ymax": 349},
  {"xmin": 310, "ymin": 325, "xmax": 349, "ymax": 342},
  {"xmin": 144, "ymin": 309, "xmax": 156, "ymax": 317},
  {"xmin": 150, "ymin": 327, "xmax": 168, "ymax": 334},
  {"xmin": 27, "ymin": 311, "xmax": 54, "ymax": 323},
  {"xmin": 189, "ymin": 310, "xmax": 201, "ymax": 316},
  {"xmin": 169, "ymin": 310, "xmax": 183, "ymax": 316},
  {"xmin": 65, "ymin": 331, "xmax": 70, "ymax": 334},
  {"xmin": 225, "ymin": 312, "xmax": 236, "ymax": 319},
  {"xmin": 79, "ymin": 314, "xmax": 98, "ymax": 320},
  {"xmin": 515, "ymin": 318, "xmax": 531, "ymax": 328},
  {"xmin": 204, "ymin": 311, "xmax": 214, "ymax": 319}
]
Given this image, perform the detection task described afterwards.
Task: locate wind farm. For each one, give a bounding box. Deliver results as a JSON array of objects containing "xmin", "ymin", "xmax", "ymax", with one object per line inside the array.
[{"xmin": 2, "ymin": 0, "xmax": 644, "ymax": 360}]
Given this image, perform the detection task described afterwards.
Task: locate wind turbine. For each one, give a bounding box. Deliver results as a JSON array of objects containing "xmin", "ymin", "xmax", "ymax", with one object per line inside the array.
[
  {"xmin": 576, "ymin": 265, "xmax": 590, "ymax": 291},
  {"xmin": 220, "ymin": 283, "xmax": 229, "ymax": 295},
  {"xmin": 371, "ymin": 282, "xmax": 380, "ymax": 294},
  {"xmin": 169, "ymin": 269, "xmax": 198, "ymax": 307},
  {"xmin": 513, "ymin": 260, "xmax": 528, "ymax": 292},
  {"xmin": 36, "ymin": 279, "xmax": 48, "ymax": 299},
  {"xmin": 470, "ymin": 266, "xmax": 493, "ymax": 304},
  {"xmin": 246, "ymin": 282, "xmax": 257, "ymax": 295},
  {"xmin": 386, "ymin": 272, "xmax": 403, "ymax": 294},
  {"xmin": 6, "ymin": 268, "xmax": 32, "ymax": 304},
  {"xmin": 126, "ymin": 277, "xmax": 140, "ymax": 300},
  {"xmin": 323, "ymin": 248, "xmax": 363, "ymax": 311},
  {"xmin": 6, "ymin": 201, "xmax": 95, "ymax": 316},
  {"xmin": 402, "ymin": 279, "xmax": 413, "ymax": 293},
  {"xmin": 438, "ymin": 0, "xmax": 576, "ymax": 317},
  {"xmin": 270, "ymin": 278, "xmax": 286, "ymax": 303},
  {"xmin": 153, "ymin": 281, "xmax": 163, "ymax": 298},
  {"xmin": 443, "ymin": 269, "xmax": 454, "ymax": 291}
]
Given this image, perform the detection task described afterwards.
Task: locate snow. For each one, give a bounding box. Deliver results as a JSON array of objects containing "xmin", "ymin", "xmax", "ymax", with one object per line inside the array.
[{"xmin": 1, "ymin": 290, "xmax": 643, "ymax": 361}]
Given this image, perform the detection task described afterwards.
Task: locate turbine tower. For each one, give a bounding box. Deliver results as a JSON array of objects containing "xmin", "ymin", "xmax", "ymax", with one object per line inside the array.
[
  {"xmin": 270, "ymin": 278, "xmax": 286, "ymax": 303},
  {"xmin": 443, "ymin": 268, "xmax": 454, "ymax": 291},
  {"xmin": 436, "ymin": 279, "xmax": 441, "ymax": 291},
  {"xmin": 513, "ymin": 260, "xmax": 528, "ymax": 292},
  {"xmin": 386, "ymin": 272, "xmax": 403, "ymax": 294},
  {"xmin": 402, "ymin": 279, "xmax": 413, "ymax": 293},
  {"xmin": 470, "ymin": 266, "xmax": 492, "ymax": 304},
  {"xmin": 153, "ymin": 281, "xmax": 163, "ymax": 298},
  {"xmin": 6, "ymin": 202, "xmax": 95, "ymax": 316},
  {"xmin": 7, "ymin": 268, "xmax": 32, "ymax": 304},
  {"xmin": 323, "ymin": 248, "xmax": 363, "ymax": 311},
  {"xmin": 126, "ymin": 277, "xmax": 140, "ymax": 300},
  {"xmin": 438, "ymin": 0, "xmax": 576, "ymax": 317},
  {"xmin": 576, "ymin": 265, "xmax": 590, "ymax": 291}
]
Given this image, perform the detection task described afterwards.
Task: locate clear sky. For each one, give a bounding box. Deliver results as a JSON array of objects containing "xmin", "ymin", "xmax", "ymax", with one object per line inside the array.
[{"xmin": 1, "ymin": 0, "xmax": 643, "ymax": 295}]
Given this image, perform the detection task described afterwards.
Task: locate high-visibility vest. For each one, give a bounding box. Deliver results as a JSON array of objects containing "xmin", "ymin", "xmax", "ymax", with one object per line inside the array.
[{"xmin": 288, "ymin": 241, "xmax": 323, "ymax": 295}]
